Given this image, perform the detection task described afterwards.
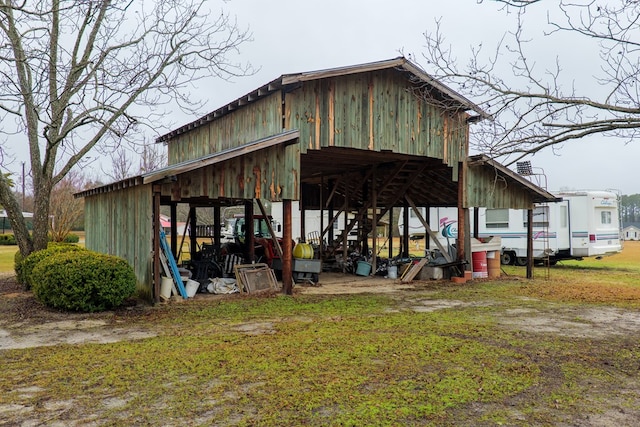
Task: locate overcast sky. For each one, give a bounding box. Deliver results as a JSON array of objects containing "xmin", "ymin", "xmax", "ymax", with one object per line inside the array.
[
  {"xmin": 151, "ymin": 0, "xmax": 638, "ymax": 196},
  {"xmin": 11, "ymin": 0, "xmax": 632, "ymax": 196}
]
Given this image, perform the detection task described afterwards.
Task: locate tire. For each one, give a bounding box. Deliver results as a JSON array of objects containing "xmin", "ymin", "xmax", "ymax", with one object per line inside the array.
[
  {"xmin": 515, "ymin": 257, "xmax": 528, "ymax": 266},
  {"xmin": 500, "ymin": 252, "xmax": 514, "ymax": 265}
]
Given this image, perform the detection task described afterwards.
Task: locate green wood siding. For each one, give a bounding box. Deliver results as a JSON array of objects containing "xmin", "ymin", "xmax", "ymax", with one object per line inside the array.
[
  {"xmin": 466, "ymin": 165, "xmax": 534, "ymax": 209},
  {"xmin": 284, "ymin": 70, "xmax": 468, "ymax": 166},
  {"xmin": 160, "ymin": 144, "xmax": 299, "ymax": 201},
  {"xmin": 167, "ymin": 94, "xmax": 283, "ymax": 164},
  {"xmin": 84, "ymin": 185, "xmax": 153, "ymax": 298}
]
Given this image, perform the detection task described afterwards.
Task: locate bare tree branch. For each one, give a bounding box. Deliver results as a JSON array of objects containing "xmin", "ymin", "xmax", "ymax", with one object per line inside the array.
[
  {"xmin": 422, "ymin": 0, "xmax": 640, "ymax": 167},
  {"xmin": 0, "ymin": 0, "xmax": 253, "ymax": 254}
]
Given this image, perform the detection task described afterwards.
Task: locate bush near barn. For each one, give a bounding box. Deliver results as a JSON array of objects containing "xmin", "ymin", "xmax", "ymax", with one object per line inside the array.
[
  {"xmin": 15, "ymin": 243, "xmax": 86, "ymax": 290},
  {"xmin": 30, "ymin": 250, "xmax": 136, "ymax": 312}
]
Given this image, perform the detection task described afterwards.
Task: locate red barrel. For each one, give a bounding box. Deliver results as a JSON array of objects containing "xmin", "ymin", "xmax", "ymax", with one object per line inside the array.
[{"xmin": 472, "ymin": 251, "xmax": 488, "ymax": 278}]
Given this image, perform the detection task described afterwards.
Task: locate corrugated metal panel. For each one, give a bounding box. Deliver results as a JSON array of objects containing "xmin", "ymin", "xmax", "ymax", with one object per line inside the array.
[
  {"xmin": 167, "ymin": 94, "xmax": 283, "ymax": 164},
  {"xmin": 284, "ymin": 70, "xmax": 469, "ymax": 165},
  {"xmin": 84, "ymin": 184, "xmax": 153, "ymax": 298}
]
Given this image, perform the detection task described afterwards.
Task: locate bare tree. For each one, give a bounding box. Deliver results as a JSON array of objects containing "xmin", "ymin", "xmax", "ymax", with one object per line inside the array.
[
  {"xmin": 49, "ymin": 170, "xmax": 86, "ymax": 242},
  {"xmin": 422, "ymin": 1, "xmax": 640, "ymax": 165},
  {"xmin": 106, "ymin": 148, "xmax": 135, "ymax": 182},
  {"xmin": 0, "ymin": 1, "xmax": 252, "ymax": 256},
  {"xmin": 139, "ymin": 143, "xmax": 166, "ymax": 174}
]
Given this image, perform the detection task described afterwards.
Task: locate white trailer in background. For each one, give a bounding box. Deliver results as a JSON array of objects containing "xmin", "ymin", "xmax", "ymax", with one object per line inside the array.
[
  {"xmin": 399, "ymin": 190, "xmax": 623, "ymax": 265},
  {"xmin": 270, "ymin": 201, "xmax": 358, "ymax": 244}
]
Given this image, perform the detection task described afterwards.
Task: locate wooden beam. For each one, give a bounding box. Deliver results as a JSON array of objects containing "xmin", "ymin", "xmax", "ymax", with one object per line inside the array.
[
  {"xmin": 256, "ymin": 199, "xmax": 283, "ymax": 258},
  {"xmin": 282, "ymin": 200, "xmax": 293, "ymax": 295},
  {"xmin": 405, "ymin": 195, "xmax": 453, "ymax": 263},
  {"xmin": 153, "ymin": 189, "xmax": 161, "ymax": 304}
]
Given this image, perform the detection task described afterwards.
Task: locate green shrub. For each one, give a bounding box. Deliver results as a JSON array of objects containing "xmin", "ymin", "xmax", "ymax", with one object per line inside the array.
[
  {"xmin": 48, "ymin": 233, "xmax": 81, "ymax": 243},
  {"xmin": 0, "ymin": 234, "xmax": 17, "ymax": 245},
  {"xmin": 31, "ymin": 251, "xmax": 136, "ymax": 312},
  {"xmin": 18, "ymin": 244, "xmax": 86, "ymax": 289},
  {"xmin": 62, "ymin": 233, "xmax": 80, "ymax": 243}
]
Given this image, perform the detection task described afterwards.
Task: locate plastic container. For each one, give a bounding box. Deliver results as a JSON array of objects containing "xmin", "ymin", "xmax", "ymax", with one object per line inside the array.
[
  {"xmin": 387, "ymin": 265, "xmax": 398, "ymax": 279},
  {"xmin": 185, "ymin": 279, "xmax": 200, "ymax": 298},
  {"xmin": 160, "ymin": 276, "xmax": 173, "ymax": 300},
  {"xmin": 356, "ymin": 261, "xmax": 372, "ymax": 276},
  {"xmin": 293, "ymin": 243, "xmax": 314, "ymax": 259},
  {"xmin": 487, "ymin": 251, "xmax": 501, "ymax": 278},
  {"xmin": 472, "ymin": 251, "xmax": 488, "ymax": 278}
]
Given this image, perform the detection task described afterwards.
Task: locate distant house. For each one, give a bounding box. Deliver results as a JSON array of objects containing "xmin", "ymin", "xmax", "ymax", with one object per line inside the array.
[{"xmin": 622, "ymin": 223, "xmax": 640, "ymax": 240}]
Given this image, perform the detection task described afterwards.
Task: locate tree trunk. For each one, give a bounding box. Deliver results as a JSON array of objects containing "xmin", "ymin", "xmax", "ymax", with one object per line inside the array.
[
  {"xmin": 31, "ymin": 180, "xmax": 53, "ymax": 253},
  {"xmin": 0, "ymin": 176, "xmax": 33, "ymax": 257}
]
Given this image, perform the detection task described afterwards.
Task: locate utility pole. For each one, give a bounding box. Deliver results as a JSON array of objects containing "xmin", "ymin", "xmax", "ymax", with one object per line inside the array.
[{"xmin": 21, "ymin": 161, "xmax": 25, "ymax": 210}]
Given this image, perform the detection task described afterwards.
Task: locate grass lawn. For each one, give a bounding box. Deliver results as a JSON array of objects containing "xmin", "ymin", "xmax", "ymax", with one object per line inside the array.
[{"xmin": 0, "ymin": 242, "xmax": 639, "ymax": 425}]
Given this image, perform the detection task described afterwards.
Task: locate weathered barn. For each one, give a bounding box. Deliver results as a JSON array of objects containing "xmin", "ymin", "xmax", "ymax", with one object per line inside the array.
[{"xmin": 76, "ymin": 57, "xmax": 556, "ymax": 301}]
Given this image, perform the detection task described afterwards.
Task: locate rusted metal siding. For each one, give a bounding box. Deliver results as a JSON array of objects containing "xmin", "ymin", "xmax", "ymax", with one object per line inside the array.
[
  {"xmin": 466, "ymin": 165, "xmax": 535, "ymax": 209},
  {"xmin": 84, "ymin": 184, "xmax": 153, "ymax": 298},
  {"xmin": 284, "ymin": 70, "xmax": 468, "ymax": 167},
  {"xmin": 159, "ymin": 144, "xmax": 299, "ymax": 201},
  {"xmin": 167, "ymin": 94, "xmax": 283, "ymax": 164}
]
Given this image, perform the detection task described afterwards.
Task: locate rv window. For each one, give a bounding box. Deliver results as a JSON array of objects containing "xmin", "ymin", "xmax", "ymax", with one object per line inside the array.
[
  {"xmin": 601, "ymin": 210, "xmax": 612, "ymax": 224},
  {"xmin": 485, "ymin": 209, "xmax": 509, "ymax": 228},
  {"xmin": 524, "ymin": 205, "xmax": 549, "ymax": 228},
  {"xmin": 560, "ymin": 206, "xmax": 568, "ymax": 228}
]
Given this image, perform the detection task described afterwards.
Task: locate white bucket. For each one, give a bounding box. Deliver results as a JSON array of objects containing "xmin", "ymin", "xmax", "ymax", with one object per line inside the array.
[
  {"xmin": 160, "ymin": 276, "xmax": 173, "ymax": 300},
  {"xmin": 185, "ymin": 279, "xmax": 200, "ymax": 298},
  {"xmin": 387, "ymin": 265, "xmax": 398, "ymax": 279}
]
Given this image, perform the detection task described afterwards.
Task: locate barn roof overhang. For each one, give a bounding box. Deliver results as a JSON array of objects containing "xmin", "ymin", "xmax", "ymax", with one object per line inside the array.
[
  {"xmin": 75, "ymin": 130, "xmax": 300, "ymax": 199},
  {"xmin": 143, "ymin": 129, "xmax": 299, "ymax": 184},
  {"xmin": 155, "ymin": 57, "xmax": 490, "ymax": 144}
]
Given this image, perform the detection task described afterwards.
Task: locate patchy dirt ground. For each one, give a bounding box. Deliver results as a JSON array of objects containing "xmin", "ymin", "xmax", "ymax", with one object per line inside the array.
[
  {"xmin": 0, "ymin": 273, "xmax": 156, "ymax": 351},
  {"xmin": 4, "ymin": 271, "xmax": 640, "ymax": 351},
  {"xmin": 2, "ymin": 271, "xmax": 640, "ymax": 426}
]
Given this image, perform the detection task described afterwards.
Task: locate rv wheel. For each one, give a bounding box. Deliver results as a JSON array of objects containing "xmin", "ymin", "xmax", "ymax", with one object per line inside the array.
[
  {"xmin": 500, "ymin": 252, "xmax": 514, "ymax": 265},
  {"xmin": 515, "ymin": 257, "xmax": 528, "ymax": 266}
]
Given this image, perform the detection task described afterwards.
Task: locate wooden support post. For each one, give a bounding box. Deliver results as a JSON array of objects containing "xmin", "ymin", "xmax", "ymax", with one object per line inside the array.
[
  {"xmin": 527, "ymin": 208, "xmax": 533, "ymax": 279},
  {"xmin": 457, "ymin": 163, "xmax": 466, "ymax": 269},
  {"xmin": 371, "ymin": 177, "xmax": 377, "ymax": 274},
  {"xmin": 189, "ymin": 207, "xmax": 197, "ymax": 261},
  {"xmin": 300, "ymin": 202, "xmax": 306, "ymax": 244},
  {"xmin": 282, "ymin": 199, "xmax": 293, "ymax": 295},
  {"xmin": 473, "ymin": 206, "xmax": 480, "ymax": 239},
  {"xmin": 213, "ymin": 205, "xmax": 221, "ymax": 246},
  {"xmin": 245, "ymin": 200, "xmax": 255, "ymax": 263},
  {"xmin": 425, "ymin": 206, "xmax": 430, "ymax": 251},
  {"xmin": 152, "ymin": 188, "xmax": 161, "ymax": 304},
  {"xmin": 170, "ymin": 203, "xmax": 178, "ymax": 256},
  {"xmin": 402, "ymin": 200, "xmax": 409, "ymax": 257},
  {"xmin": 388, "ymin": 208, "xmax": 394, "ymax": 259},
  {"xmin": 320, "ymin": 176, "xmax": 325, "ymax": 257}
]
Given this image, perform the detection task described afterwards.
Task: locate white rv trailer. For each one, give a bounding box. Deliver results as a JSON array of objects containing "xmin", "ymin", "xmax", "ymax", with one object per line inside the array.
[
  {"xmin": 270, "ymin": 201, "xmax": 359, "ymax": 243},
  {"xmin": 399, "ymin": 190, "xmax": 623, "ymax": 265}
]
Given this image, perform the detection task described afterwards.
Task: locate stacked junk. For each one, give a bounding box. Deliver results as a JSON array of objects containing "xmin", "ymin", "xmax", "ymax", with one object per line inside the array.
[{"xmin": 158, "ymin": 227, "xmax": 502, "ymax": 301}]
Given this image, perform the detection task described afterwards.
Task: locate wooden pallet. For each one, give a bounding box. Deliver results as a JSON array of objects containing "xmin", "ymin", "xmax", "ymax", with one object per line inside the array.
[{"xmin": 400, "ymin": 257, "xmax": 430, "ymax": 283}]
